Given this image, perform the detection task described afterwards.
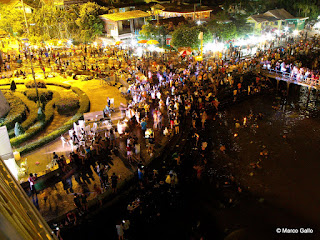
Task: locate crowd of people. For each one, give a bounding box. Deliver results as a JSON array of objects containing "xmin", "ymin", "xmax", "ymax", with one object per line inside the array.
[
  {"xmin": 261, "ymin": 36, "xmax": 320, "ymax": 85},
  {"xmin": 12, "ymin": 32, "xmax": 320, "ymax": 239}
]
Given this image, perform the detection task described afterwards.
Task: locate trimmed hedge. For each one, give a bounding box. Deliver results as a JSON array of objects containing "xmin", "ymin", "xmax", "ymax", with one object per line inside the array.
[
  {"xmin": 17, "ymin": 87, "xmax": 90, "ymax": 155},
  {"xmin": 0, "ymin": 92, "xmax": 27, "ymax": 130},
  {"xmin": 46, "ymin": 81, "xmax": 71, "ymax": 89},
  {"xmin": 56, "ymin": 96, "xmax": 80, "ymax": 115},
  {"xmin": 25, "ymin": 80, "xmax": 47, "ymax": 88},
  {"xmin": 8, "ymin": 92, "xmax": 38, "ymax": 138},
  {"xmin": 10, "ymin": 91, "xmax": 60, "ymax": 147},
  {"xmin": 24, "ymin": 89, "xmax": 53, "ymax": 102}
]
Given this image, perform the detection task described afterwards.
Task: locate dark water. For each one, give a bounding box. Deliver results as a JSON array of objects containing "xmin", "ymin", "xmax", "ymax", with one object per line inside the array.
[
  {"xmin": 201, "ymin": 86, "xmax": 320, "ymax": 239},
  {"xmin": 61, "ymin": 83, "xmax": 320, "ymax": 240}
]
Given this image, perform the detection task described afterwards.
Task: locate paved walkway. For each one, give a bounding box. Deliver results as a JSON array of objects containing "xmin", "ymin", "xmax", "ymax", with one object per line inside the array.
[
  {"xmin": 32, "ymin": 116, "xmax": 170, "ymax": 222},
  {"xmin": 11, "ymin": 75, "xmax": 172, "ymax": 223},
  {"xmin": 19, "ymin": 78, "xmax": 126, "ymax": 180}
]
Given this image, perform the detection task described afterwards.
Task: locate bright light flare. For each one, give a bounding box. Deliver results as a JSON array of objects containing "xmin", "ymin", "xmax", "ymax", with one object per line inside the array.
[
  {"xmin": 131, "ymin": 40, "xmax": 137, "ymax": 46},
  {"xmin": 204, "ymin": 42, "xmax": 225, "ymax": 53},
  {"xmin": 135, "ymin": 47, "xmax": 143, "ymax": 57},
  {"xmin": 293, "ymin": 30, "xmax": 299, "ymax": 36}
]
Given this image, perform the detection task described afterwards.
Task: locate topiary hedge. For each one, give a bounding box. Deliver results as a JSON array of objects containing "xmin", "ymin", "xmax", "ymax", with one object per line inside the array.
[
  {"xmin": 56, "ymin": 96, "xmax": 80, "ymax": 115},
  {"xmin": 24, "ymin": 89, "xmax": 53, "ymax": 102},
  {"xmin": 8, "ymin": 92, "xmax": 39, "ymax": 138},
  {"xmin": 46, "ymin": 81, "xmax": 71, "ymax": 89},
  {"xmin": 0, "ymin": 92, "xmax": 27, "ymax": 130},
  {"xmin": 16, "ymin": 87, "xmax": 90, "ymax": 155},
  {"xmin": 10, "ymin": 91, "xmax": 60, "ymax": 147},
  {"xmin": 25, "ymin": 80, "xmax": 46, "ymax": 88}
]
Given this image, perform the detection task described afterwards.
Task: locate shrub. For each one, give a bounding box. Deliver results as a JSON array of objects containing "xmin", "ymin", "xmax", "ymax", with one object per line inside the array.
[
  {"xmin": 0, "ymin": 92, "xmax": 27, "ymax": 130},
  {"xmin": 46, "ymin": 81, "xmax": 71, "ymax": 89},
  {"xmin": 7, "ymin": 92, "xmax": 38, "ymax": 137},
  {"xmin": 10, "ymin": 80, "xmax": 17, "ymax": 91},
  {"xmin": 25, "ymin": 80, "xmax": 46, "ymax": 88},
  {"xmin": 10, "ymin": 91, "xmax": 60, "ymax": 147},
  {"xmin": 16, "ymin": 87, "xmax": 90, "ymax": 155},
  {"xmin": 24, "ymin": 89, "xmax": 53, "ymax": 102},
  {"xmin": 56, "ymin": 96, "xmax": 80, "ymax": 115}
]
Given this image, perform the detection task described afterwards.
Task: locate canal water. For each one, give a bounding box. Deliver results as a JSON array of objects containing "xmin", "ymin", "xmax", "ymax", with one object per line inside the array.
[
  {"xmin": 61, "ymin": 82, "xmax": 320, "ymax": 240},
  {"xmin": 196, "ymin": 82, "xmax": 320, "ymax": 239}
]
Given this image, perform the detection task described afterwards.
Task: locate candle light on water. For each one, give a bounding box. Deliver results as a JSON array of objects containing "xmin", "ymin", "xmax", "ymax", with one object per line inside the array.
[{"xmin": 243, "ymin": 117, "xmax": 247, "ymax": 125}]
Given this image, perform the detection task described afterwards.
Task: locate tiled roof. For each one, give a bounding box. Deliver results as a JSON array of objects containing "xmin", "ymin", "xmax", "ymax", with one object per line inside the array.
[
  {"xmin": 265, "ymin": 9, "xmax": 294, "ymax": 20},
  {"xmin": 250, "ymin": 15, "xmax": 278, "ymax": 23},
  {"xmin": 249, "ymin": 8, "xmax": 296, "ymax": 23}
]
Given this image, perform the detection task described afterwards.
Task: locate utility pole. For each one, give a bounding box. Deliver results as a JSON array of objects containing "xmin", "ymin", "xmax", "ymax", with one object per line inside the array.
[{"xmin": 21, "ymin": 0, "xmax": 40, "ymax": 107}]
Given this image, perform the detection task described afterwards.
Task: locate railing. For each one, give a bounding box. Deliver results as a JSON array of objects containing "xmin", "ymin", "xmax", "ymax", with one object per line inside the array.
[{"xmin": 261, "ymin": 66, "xmax": 320, "ymax": 87}]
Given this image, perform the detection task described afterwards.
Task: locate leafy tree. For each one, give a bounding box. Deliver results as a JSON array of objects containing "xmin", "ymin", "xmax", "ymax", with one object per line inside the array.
[
  {"xmin": 0, "ymin": 4, "xmax": 25, "ymax": 37},
  {"xmin": 29, "ymin": 4, "xmax": 64, "ymax": 42},
  {"xmin": 75, "ymin": 2, "xmax": 107, "ymax": 43},
  {"xmin": 139, "ymin": 23, "xmax": 158, "ymax": 40},
  {"xmin": 293, "ymin": 0, "xmax": 319, "ymax": 19},
  {"xmin": 206, "ymin": 15, "xmax": 252, "ymax": 42},
  {"xmin": 171, "ymin": 24, "xmax": 211, "ymax": 49},
  {"xmin": 139, "ymin": 23, "xmax": 173, "ymax": 46},
  {"xmin": 63, "ymin": 4, "xmax": 81, "ymax": 42}
]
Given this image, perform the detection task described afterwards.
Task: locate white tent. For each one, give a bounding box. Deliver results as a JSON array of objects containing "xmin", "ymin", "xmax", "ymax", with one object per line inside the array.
[{"xmin": 0, "ymin": 90, "xmax": 10, "ymax": 118}]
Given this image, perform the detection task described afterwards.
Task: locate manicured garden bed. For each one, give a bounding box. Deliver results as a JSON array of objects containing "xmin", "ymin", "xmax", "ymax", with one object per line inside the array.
[
  {"xmin": 8, "ymin": 92, "xmax": 38, "ymax": 138},
  {"xmin": 0, "ymin": 92, "xmax": 27, "ymax": 130},
  {"xmin": 16, "ymin": 87, "xmax": 90, "ymax": 155}
]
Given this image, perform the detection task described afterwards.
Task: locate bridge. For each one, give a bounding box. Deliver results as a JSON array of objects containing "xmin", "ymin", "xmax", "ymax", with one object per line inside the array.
[{"xmin": 260, "ymin": 67, "xmax": 320, "ymax": 91}]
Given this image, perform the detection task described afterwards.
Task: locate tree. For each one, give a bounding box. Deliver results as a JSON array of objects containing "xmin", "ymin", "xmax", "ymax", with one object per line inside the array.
[
  {"xmin": 206, "ymin": 16, "xmax": 252, "ymax": 42},
  {"xmin": 10, "ymin": 80, "xmax": 17, "ymax": 92},
  {"xmin": 171, "ymin": 24, "xmax": 211, "ymax": 49},
  {"xmin": 29, "ymin": 4, "xmax": 64, "ymax": 42},
  {"xmin": 75, "ymin": 2, "xmax": 107, "ymax": 43},
  {"xmin": 293, "ymin": 0, "xmax": 320, "ymax": 19},
  {"xmin": 139, "ymin": 23, "xmax": 172, "ymax": 46},
  {"xmin": 0, "ymin": 4, "xmax": 25, "ymax": 37},
  {"xmin": 139, "ymin": 23, "xmax": 158, "ymax": 40}
]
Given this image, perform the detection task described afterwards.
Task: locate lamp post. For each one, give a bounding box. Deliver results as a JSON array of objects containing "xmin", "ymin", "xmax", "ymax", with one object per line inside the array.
[
  {"xmin": 21, "ymin": 0, "xmax": 40, "ymax": 107},
  {"xmin": 196, "ymin": 31, "xmax": 203, "ymax": 61}
]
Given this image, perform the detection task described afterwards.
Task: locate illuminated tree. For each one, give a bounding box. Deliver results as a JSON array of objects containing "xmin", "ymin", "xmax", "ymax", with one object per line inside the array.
[
  {"xmin": 75, "ymin": 2, "xmax": 107, "ymax": 43},
  {"xmin": 0, "ymin": 4, "xmax": 25, "ymax": 37},
  {"xmin": 171, "ymin": 24, "xmax": 211, "ymax": 49}
]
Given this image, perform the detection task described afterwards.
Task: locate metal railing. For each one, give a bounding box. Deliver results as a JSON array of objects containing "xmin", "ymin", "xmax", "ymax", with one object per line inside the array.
[{"xmin": 261, "ymin": 66, "xmax": 320, "ymax": 87}]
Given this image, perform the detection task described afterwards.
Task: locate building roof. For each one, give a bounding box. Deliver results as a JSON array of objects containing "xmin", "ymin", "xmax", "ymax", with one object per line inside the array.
[
  {"xmin": 100, "ymin": 10, "xmax": 150, "ymax": 22},
  {"xmin": 264, "ymin": 9, "xmax": 294, "ymax": 20},
  {"xmin": 249, "ymin": 9, "xmax": 298, "ymax": 23},
  {"xmin": 149, "ymin": 16, "xmax": 187, "ymax": 25},
  {"xmin": 249, "ymin": 15, "xmax": 278, "ymax": 23},
  {"xmin": 161, "ymin": 3, "xmax": 212, "ymax": 13}
]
